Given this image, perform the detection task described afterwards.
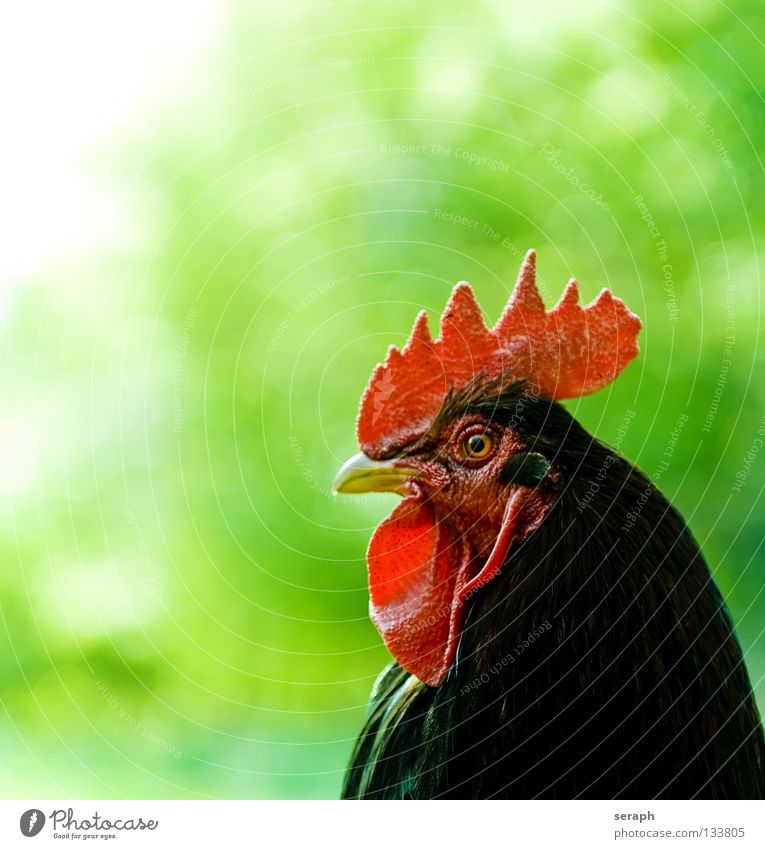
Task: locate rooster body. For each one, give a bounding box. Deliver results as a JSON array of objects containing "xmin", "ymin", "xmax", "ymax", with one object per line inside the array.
[{"xmin": 342, "ymin": 386, "xmax": 765, "ymax": 798}]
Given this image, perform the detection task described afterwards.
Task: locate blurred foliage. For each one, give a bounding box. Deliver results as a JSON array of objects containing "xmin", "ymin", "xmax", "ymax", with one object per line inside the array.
[{"xmin": 1, "ymin": 0, "xmax": 764, "ymax": 798}]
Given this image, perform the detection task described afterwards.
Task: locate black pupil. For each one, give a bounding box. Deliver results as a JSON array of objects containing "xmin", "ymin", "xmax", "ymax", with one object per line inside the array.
[{"xmin": 468, "ymin": 435, "xmax": 486, "ymax": 454}]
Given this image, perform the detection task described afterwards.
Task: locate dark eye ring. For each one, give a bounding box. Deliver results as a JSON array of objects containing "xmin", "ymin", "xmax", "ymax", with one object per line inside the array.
[{"xmin": 461, "ymin": 432, "xmax": 493, "ymax": 459}]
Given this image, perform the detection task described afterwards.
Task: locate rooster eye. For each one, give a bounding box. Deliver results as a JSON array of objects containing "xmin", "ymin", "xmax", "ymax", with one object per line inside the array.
[{"xmin": 461, "ymin": 432, "xmax": 493, "ymax": 459}]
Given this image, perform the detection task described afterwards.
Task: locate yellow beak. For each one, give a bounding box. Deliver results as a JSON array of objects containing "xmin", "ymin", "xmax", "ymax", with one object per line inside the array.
[{"xmin": 333, "ymin": 452, "xmax": 419, "ymax": 495}]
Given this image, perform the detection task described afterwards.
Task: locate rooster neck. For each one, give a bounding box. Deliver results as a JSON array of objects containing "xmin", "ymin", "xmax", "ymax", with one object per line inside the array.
[{"xmin": 343, "ymin": 415, "xmax": 765, "ymax": 800}]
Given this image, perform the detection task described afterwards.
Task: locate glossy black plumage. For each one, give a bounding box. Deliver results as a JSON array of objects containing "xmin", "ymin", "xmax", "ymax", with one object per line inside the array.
[{"xmin": 342, "ymin": 384, "xmax": 765, "ymax": 799}]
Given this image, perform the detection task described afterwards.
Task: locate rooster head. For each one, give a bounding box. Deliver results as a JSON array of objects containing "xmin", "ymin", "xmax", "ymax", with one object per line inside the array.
[{"xmin": 334, "ymin": 250, "xmax": 642, "ymax": 686}]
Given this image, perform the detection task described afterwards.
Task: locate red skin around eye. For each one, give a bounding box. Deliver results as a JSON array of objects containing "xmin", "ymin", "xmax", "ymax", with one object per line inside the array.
[{"xmin": 367, "ymin": 423, "xmax": 556, "ymax": 687}]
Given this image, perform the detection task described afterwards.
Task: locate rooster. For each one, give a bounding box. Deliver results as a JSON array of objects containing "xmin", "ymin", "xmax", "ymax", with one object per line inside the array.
[{"xmin": 334, "ymin": 251, "xmax": 765, "ymax": 799}]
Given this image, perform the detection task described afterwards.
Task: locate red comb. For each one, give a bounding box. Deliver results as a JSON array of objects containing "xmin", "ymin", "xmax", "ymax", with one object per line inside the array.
[{"xmin": 357, "ymin": 250, "xmax": 642, "ymax": 457}]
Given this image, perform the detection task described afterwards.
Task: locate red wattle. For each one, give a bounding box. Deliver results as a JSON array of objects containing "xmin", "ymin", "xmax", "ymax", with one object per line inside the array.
[
  {"xmin": 367, "ymin": 497, "xmax": 471, "ymax": 687},
  {"xmin": 366, "ymin": 490, "xmax": 543, "ymax": 687}
]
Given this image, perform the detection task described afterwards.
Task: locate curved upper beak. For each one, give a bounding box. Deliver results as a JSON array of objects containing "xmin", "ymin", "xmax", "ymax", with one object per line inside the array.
[{"xmin": 333, "ymin": 452, "xmax": 419, "ymax": 495}]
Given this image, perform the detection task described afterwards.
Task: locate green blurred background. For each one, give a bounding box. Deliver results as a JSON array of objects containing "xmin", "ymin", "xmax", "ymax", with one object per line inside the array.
[{"xmin": 1, "ymin": 0, "xmax": 763, "ymax": 798}]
